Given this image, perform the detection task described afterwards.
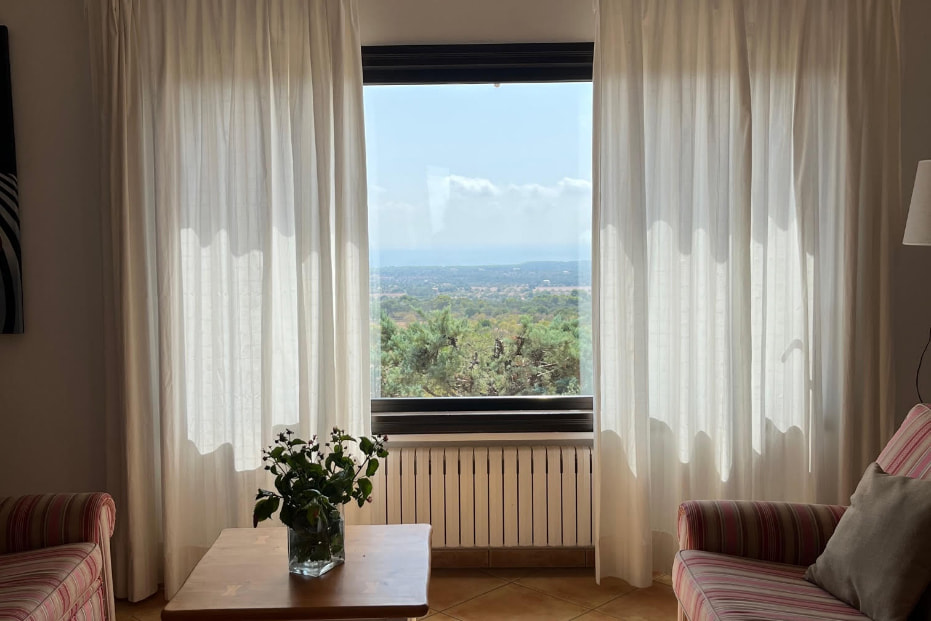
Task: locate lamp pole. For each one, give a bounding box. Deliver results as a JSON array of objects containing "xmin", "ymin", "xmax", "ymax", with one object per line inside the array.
[{"xmin": 904, "ymin": 160, "xmax": 931, "ymax": 403}]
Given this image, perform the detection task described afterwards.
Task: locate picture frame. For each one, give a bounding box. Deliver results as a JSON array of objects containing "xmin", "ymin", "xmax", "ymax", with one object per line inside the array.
[{"xmin": 0, "ymin": 26, "xmax": 21, "ymax": 334}]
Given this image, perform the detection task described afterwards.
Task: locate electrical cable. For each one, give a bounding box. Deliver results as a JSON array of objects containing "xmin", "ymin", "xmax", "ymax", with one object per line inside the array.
[{"xmin": 918, "ymin": 327, "xmax": 931, "ymax": 403}]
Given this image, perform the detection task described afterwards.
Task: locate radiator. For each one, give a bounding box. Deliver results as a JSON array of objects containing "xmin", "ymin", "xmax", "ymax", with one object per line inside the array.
[{"xmin": 365, "ymin": 446, "xmax": 592, "ymax": 548}]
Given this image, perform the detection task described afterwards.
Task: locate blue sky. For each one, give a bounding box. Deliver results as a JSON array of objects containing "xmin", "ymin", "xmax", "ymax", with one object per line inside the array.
[{"xmin": 364, "ymin": 82, "xmax": 593, "ymax": 267}]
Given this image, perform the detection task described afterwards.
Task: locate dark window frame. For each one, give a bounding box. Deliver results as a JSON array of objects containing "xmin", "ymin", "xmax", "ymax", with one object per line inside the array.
[
  {"xmin": 364, "ymin": 43, "xmax": 594, "ymax": 435},
  {"xmin": 362, "ymin": 42, "xmax": 593, "ymax": 85}
]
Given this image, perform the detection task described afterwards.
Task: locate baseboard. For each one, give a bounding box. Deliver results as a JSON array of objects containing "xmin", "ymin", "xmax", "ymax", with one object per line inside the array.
[{"xmin": 432, "ymin": 547, "xmax": 595, "ymax": 569}]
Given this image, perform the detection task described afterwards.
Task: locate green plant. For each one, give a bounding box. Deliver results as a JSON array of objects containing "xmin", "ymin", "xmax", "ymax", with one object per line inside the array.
[{"xmin": 253, "ymin": 428, "xmax": 388, "ymax": 532}]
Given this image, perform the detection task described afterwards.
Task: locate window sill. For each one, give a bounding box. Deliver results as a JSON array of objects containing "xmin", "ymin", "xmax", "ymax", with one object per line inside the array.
[
  {"xmin": 372, "ymin": 397, "xmax": 593, "ymax": 435},
  {"xmin": 373, "ymin": 410, "xmax": 592, "ymax": 436}
]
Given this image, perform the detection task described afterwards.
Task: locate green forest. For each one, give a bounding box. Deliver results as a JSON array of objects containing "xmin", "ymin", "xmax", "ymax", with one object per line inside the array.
[{"xmin": 372, "ymin": 262, "xmax": 592, "ymax": 398}]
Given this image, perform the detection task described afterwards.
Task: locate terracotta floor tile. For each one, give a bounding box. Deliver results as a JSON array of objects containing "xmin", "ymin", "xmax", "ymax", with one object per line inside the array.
[
  {"xmin": 596, "ymin": 584, "xmax": 678, "ymax": 620},
  {"xmin": 427, "ymin": 568, "xmax": 508, "ymax": 610},
  {"xmin": 444, "ymin": 583, "xmax": 588, "ymax": 621},
  {"xmin": 572, "ymin": 611, "xmax": 624, "ymax": 620},
  {"xmin": 116, "ymin": 591, "xmax": 166, "ymax": 621},
  {"xmin": 517, "ymin": 567, "xmax": 636, "ymax": 608},
  {"xmin": 115, "ymin": 602, "xmax": 134, "ymax": 621},
  {"xmin": 652, "ymin": 572, "xmax": 673, "ymax": 587},
  {"xmin": 114, "ymin": 567, "xmax": 681, "ymax": 621},
  {"xmin": 481, "ymin": 566, "xmax": 534, "ymax": 581}
]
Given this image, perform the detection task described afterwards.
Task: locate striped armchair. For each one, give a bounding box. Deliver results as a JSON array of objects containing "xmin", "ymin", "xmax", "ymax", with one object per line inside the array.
[
  {"xmin": 673, "ymin": 404, "xmax": 931, "ymax": 621},
  {"xmin": 0, "ymin": 493, "xmax": 116, "ymax": 621}
]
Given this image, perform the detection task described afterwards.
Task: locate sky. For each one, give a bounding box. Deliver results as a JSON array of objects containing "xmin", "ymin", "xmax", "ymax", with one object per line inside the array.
[{"xmin": 364, "ymin": 82, "xmax": 593, "ymax": 267}]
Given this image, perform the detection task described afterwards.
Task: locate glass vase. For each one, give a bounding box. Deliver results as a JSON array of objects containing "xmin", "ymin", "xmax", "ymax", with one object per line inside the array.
[{"xmin": 287, "ymin": 507, "xmax": 345, "ymax": 577}]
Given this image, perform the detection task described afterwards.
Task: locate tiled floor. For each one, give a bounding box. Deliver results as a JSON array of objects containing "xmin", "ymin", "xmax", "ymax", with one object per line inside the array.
[{"xmin": 116, "ymin": 568, "xmax": 678, "ymax": 621}]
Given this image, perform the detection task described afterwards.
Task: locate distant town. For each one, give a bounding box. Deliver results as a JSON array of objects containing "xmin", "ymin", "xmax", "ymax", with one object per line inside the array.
[{"xmin": 371, "ymin": 260, "xmax": 593, "ymax": 299}]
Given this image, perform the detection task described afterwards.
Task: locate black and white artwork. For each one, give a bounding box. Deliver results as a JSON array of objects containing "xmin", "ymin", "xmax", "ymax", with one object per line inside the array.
[{"xmin": 0, "ymin": 26, "xmax": 20, "ymax": 334}]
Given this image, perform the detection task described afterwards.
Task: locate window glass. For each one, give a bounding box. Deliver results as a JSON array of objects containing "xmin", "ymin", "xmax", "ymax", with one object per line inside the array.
[{"xmin": 365, "ymin": 82, "xmax": 593, "ymax": 399}]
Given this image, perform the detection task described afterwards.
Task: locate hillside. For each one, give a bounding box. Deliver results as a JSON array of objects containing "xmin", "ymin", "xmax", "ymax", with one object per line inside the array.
[{"xmin": 371, "ymin": 260, "xmax": 593, "ymax": 398}]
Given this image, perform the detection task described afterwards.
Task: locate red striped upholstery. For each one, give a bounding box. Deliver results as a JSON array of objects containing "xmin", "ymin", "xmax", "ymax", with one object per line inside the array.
[
  {"xmin": 67, "ymin": 589, "xmax": 105, "ymax": 621},
  {"xmin": 0, "ymin": 494, "xmax": 116, "ymax": 554},
  {"xmin": 877, "ymin": 404, "xmax": 931, "ymax": 479},
  {"xmin": 673, "ymin": 550, "xmax": 867, "ymax": 620},
  {"xmin": 0, "ymin": 543, "xmax": 102, "ymax": 621},
  {"xmin": 674, "ymin": 404, "xmax": 931, "ymax": 620},
  {"xmin": 0, "ymin": 494, "xmax": 116, "ymax": 621},
  {"xmin": 677, "ymin": 501, "xmax": 846, "ymax": 567}
]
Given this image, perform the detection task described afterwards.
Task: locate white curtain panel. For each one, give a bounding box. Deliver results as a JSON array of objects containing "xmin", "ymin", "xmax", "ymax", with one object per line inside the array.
[
  {"xmin": 85, "ymin": 0, "xmax": 369, "ymax": 600},
  {"xmin": 593, "ymin": 0, "xmax": 900, "ymax": 587}
]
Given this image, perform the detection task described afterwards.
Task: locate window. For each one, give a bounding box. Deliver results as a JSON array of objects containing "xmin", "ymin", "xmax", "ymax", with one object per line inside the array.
[{"xmin": 364, "ymin": 44, "xmax": 594, "ymax": 434}]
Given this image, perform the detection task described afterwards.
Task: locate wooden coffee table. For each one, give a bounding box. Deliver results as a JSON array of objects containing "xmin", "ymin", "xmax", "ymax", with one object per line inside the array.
[{"xmin": 162, "ymin": 524, "xmax": 431, "ymax": 621}]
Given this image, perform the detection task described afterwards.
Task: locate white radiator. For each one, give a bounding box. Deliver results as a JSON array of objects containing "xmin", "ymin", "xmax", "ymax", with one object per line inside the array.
[{"xmin": 364, "ymin": 446, "xmax": 592, "ymax": 548}]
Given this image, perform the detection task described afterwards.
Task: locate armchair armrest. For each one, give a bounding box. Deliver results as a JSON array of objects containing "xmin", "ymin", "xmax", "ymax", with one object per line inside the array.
[
  {"xmin": 0, "ymin": 492, "xmax": 116, "ymax": 553},
  {"xmin": 0, "ymin": 493, "xmax": 117, "ymax": 620},
  {"xmin": 677, "ymin": 500, "xmax": 846, "ymax": 566}
]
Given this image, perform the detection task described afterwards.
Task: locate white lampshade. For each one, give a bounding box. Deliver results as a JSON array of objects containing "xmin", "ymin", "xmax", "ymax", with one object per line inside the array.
[{"xmin": 904, "ymin": 160, "xmax": 931, "ymax": 245}]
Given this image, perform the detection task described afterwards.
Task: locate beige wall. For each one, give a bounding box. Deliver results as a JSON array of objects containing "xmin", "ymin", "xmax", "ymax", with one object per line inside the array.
[
  {"xmin": 359, "ymin": 0, "xmax": 595, "ymax": 44},
  {"xmin": 896, "ymin": 0, "xmax": 931, "ymax": 423},
  {"xmin": 0, "ymin": 0, "xmax": 105, "ymax": 495}
]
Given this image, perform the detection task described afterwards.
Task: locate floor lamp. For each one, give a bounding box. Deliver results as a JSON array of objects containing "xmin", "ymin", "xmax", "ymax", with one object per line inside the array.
[{"xmin": 904, "ymin": 160, "xmax": 931, "ymax": 402}]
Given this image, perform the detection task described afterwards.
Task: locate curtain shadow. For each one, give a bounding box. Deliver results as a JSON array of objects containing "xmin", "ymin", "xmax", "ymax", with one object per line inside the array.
[
  {"xmin": 645, "ymin": 415, "xmax": 815, "ymax": 573},
  {"xmin": 163, "ymin": 436, "xmax": 282, "ymax": 596},
  {"xmin": 596, "ymin": 428, "xmax": 653, "ymax": 587}
]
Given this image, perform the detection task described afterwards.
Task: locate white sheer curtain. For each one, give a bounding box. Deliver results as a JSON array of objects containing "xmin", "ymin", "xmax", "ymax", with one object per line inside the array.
[
  {"xmin": 593, "ymin": 0, "xmax": 900, "ymax": 587},
  {"xmin": 86, "ymin": 0, "xmax": 369, "ymax": 600}
]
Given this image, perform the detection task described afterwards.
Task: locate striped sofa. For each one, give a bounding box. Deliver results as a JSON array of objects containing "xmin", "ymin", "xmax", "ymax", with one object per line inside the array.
[
  {"xmin": 673, "ymin": 403, "xmax": 931, "ymax": 621},
  {"xmin": 0, "ymin": 493, "xmax": 116, "ymax": 621}
]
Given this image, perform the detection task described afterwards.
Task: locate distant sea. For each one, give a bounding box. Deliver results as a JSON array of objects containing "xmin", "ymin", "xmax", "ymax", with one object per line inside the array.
[{"xmin": 372, "ymin": 245, "xmax": 591, "ymax": 268}]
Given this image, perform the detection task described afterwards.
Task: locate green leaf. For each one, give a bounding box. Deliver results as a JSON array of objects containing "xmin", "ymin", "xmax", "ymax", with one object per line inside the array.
[
  {"xmin": 270, "ymin": 446, "xmax": 285, "ymax": 459},
  {"xmin": 358, "ymin": 477, "xmax": 373, "ymax": 499},
  {"xmin": 366, "ymin": 459, "xmax": 379, "ymax": 477},
  {"xmin": 274, "ymin": 472, "xmax": 294, "ymax": 497},
  {"xmin": 359, "ymin": 437, "xmax": 374, "ymax": 454},
  {"xmin": 279, "ymin": 504, "xmax": 294, "ymax": 529},
  {"xmin": 253, "ymin": 496, "xmax": 279, "ymax": 527}
]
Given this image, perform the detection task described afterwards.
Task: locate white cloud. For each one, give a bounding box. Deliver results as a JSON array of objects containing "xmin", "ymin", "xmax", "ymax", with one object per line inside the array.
[
  {"xmin": 506, "ymin": 182, "xmax": 558, "ymax": 200},
  {"xmin": 369, "ymin": 174, "xmax": 593, "ymax": 254},
  {"xmin": 557, "ymin": 177, "xmax": 593, "ymax": 192},
  {"xmin": 446, "ymin": 175, "xmax": 501, "ymax": 197}
]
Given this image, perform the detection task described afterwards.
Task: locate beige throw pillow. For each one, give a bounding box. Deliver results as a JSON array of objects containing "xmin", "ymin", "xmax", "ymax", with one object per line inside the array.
[{"xmin": 805, "ymin": 463, "xmax": 931, "ymax": 621}]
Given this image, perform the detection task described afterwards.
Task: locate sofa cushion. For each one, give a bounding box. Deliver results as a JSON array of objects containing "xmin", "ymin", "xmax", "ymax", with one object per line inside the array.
[
  {"xmin": 673, "ymin": 549, "xmax": 867, "ymax": 621},
  {"xmin": 0, "ymin": 542, "xmax": 102, "ymax": 621},
  {"xmin": 67, "ymin": 585, "xmax": 105, "ymax": 621}
]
